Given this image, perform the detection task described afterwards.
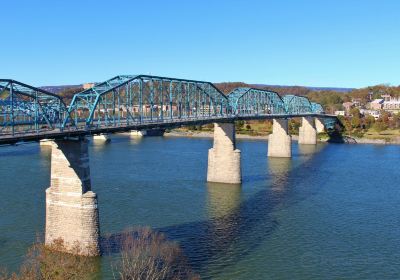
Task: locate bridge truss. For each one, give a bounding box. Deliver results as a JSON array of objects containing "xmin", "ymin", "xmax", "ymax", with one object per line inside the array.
[
  {"xmin": 0, "ymin": 79, "xmax": 67, "ymax": 136},
  {"xmin": 0, "ymin": 75, "xmax": 338, "ymax": 141},
  {"xmin": 227, "ymin": 87, "xmax": 286, "ymax": 115},
  {"xmin": 62, "ymin": 75, "xmax": 229, "ymax": 129}
]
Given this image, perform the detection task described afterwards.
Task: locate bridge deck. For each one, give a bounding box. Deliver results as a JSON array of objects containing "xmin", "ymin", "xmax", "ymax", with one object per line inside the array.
[{"xmin": 0, "ymin": 113, "xmax": 334, "ymax": 145}]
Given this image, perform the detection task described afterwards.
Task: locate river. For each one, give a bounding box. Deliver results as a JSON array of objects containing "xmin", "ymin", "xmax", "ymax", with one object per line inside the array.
[{"xmin": 0, "ymin": 134, "xmax": 399, "ymax": 279}]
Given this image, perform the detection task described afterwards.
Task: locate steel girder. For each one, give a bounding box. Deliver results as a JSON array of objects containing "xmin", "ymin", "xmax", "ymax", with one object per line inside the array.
[
  {"xmin": 321, "ymin": 117, "xmax": 339, "ymax": 129},
  {"xmin": 227, "ymin": 88, "xmax": 324, "ymax": 116},
  {"xmin": 311, "ymin": 102, "xmax": 324, "ymax": 114},
  {"xmin": 227, "ymin": 87, "xmax": 286, "ymax": 116},
  {"xmin": 0, "ymin": 79, "xmax": 67, "ymax": 136},
  {"xmin": 281, "ymin": 94, "xmax": 313, "ymax": 114},
  {"xmin": 0, "ymin": 75, "xmax": 330, "ymax": 138},
  {"xmin": 62, "ymin": 75, "xmax": 230, "ymax": 129}
]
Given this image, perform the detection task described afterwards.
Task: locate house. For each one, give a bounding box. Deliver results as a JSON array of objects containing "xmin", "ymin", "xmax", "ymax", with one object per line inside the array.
[
  {"xmin": 381, "ymin": 95, "xmax": 400, "ymax": 113},
  {"xmin": 351, "ymin": 98, "xmax": 362, "ymax": 107},
  {"xmin": 360, "ymin": 109, "xmax": 380, "ymax": 119},
  {"xmin": 342, "ymin": 102, "xmax": 354, "ymax": 114},
  {"xmin": 82, "ymin": 83, "xmax": 95, "ymax": 89},
  {"xmin": 369, "ymin": 99, "xmax": 384, "ymax": 110}
]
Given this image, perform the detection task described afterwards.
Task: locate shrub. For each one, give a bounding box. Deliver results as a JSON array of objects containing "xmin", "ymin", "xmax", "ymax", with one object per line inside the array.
[
  {"xmin": 1, "ymin": 228, "xmax": 199, "ymax": 280},
  {"xmin": 0, "ymin": 239, "xmax": 99, "ymax": 280},
  {"xmin": 235, "ymin": 120, "xmax": 245, "ymax": 130},
  {"xmin": 373, "ymin": 121, "xmax": 388, "ymax": 133},
  {"xmin": 112, "ymin": 227, "xmax": 199, "ymax": 280}
]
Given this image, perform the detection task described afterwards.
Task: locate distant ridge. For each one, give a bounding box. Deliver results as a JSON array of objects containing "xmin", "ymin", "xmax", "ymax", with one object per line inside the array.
[
  {"xmin": 252, "ymin": 84, "xmax": 354, "ymax": 93},
  {"xmin": 40, "ymin": 85, "xmax": 82, "ymax": 94},
  {"xmin": 41, "ymin": 83, "xmax": 354, "ymax": 94}
]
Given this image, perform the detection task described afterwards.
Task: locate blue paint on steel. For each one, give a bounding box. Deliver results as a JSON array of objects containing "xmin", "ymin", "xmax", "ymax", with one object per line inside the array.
[
  {"xmin": 0, "ymin": 75, "xmax": 338, "ymax": 141},
  {"xmin": 227, "ymin": 87, "xmax": 286, "ymax": 115},
  {"xmin": 0, "ymin": 79, "xmax": 68, "ymax": 136},
  {"xmin": 62, "ymin": 75, "xmax": 229, "ymax": 130}
]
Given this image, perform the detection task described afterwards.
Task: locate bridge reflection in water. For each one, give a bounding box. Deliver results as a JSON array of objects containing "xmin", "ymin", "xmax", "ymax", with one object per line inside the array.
[
  {"xmin": 207, "ymin": 183, "xmax": 242, "ymax": 219},
  {"xmin": 156, "ymin": 143, "xmax": 325, "ymax": 276}
]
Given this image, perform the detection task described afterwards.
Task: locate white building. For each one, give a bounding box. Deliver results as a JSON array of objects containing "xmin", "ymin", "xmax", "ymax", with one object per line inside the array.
[
  {"xmin": 360, "ymin": 109, "xmax": 380, "ymax": 119},
  {"xmin": 334, "ymin": 110, "xmax": 345, "ymax": 116},
  {"xmin": 382, "ymin": 95, "xmax": 400, "ymax": 113},
  {"xmin": 369, "ymin": 99, "xmax": 383, "ymax": 110}
]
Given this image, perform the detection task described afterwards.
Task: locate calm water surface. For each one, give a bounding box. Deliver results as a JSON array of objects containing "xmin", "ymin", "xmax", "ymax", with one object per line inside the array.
[{"xmin": 0, "ymin": 135, "xmax": 400, "ymax": 279}]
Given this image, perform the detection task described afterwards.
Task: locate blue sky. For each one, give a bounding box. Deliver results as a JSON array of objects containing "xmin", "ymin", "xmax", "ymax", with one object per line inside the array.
[{"xmin": 1, "ymin": 0, "xmax": 399, "ymax": 88}]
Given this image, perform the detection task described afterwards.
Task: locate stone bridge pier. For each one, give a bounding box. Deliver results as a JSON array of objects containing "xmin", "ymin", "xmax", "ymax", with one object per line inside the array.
[
  {"xmin": 207, "ymin": 122, "xmax": 241, "ymax": 184},
  {"xmin": 298, "ymin": 117, "xmax": 317, "ymax": 145},
  {"xmin": 93, "ymin": 133, "xmax": 110, "ymax": 141},
  {"xmin": 268, "ymin": 119, "xmax": 292, "ymax": 158},
  {"xmin": 45, "ymin": 138, "xmax": 100, "ymax": 256},
  {"xmin": 315, "ymin": 117, "xmax": 325, "ymax": 133}
]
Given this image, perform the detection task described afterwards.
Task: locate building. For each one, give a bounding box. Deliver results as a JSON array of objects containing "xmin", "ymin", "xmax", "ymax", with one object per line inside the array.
[
  {"xmin": 342, "ymin": 102, "xmax": 354, "ymax": 111},
  {"xmin": 82, "ymin": 83, "xmax": 95, "ymax": 89},
  {"xmin": 369, "ymin": 98, "xmax": 384, "ymax": 110},
  {"xmin": 342, "ymin": 102, "xmax": 354, "ymax": 114},
  {"xmin": 382, "ymin": 95, "xmax": 400, "ymax": 113},
  {"xmin": 360, "ymin": 109, "xmax": 380, "ymax": 119},
  {"xmin": 381, "ymin": 94, "xmax": 391, "ymax": 102},
  {"xmin": 351, "ymin": 98, "xmax": 362, "ymax": 107}
]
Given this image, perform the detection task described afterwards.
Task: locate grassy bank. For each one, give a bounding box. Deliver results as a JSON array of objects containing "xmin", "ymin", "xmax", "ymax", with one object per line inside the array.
[{"xmin": 173, "ymin": 120, "xmax": 400, "ymax": 144}]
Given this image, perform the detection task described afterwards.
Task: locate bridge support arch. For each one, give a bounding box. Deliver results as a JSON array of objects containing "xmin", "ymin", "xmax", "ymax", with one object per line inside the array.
[
  {"xmin": 268, "ymin": 119, "xmax": 292, "ymax": 158},
  {"xmin": 207, "ymin": 122, "xmax": 241, "ymax": 184},
  {"xmin": 45, "ymin": 138, "xmax": 100, "ymax": 256},
  {"xmin": 299, "ymin": 117, "xmax": 317, "ymax": 145}
]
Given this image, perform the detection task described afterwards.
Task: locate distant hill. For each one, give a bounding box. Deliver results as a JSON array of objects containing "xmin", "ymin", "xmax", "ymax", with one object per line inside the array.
[
  {"xmin": 252, "ymin": 84, "xmax": 354, "ymax": 93},
  {"xmin": 40, "ymin": 85, "xmax": 82, "ymax": 94},
  {"xmin": 40, "ymin": 83, "xmax": 354, "ymax": 95}
]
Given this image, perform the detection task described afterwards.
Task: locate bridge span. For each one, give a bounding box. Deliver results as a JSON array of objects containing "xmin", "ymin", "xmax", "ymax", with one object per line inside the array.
[{"xmin": 1, "ymin": 75, "xmax": 338, "ymax": 256}]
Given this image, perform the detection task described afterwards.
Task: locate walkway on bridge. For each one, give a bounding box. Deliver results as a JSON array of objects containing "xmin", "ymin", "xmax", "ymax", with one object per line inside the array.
[{"xmin": 0, "ymin": 75, "xmax": 337, "ymax": 144}]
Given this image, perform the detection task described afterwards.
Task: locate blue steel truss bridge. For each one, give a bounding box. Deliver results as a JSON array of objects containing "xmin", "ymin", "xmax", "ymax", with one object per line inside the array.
[{"xmin": 0, "ymin": 75, "xmax": 337, "ymax": 145}]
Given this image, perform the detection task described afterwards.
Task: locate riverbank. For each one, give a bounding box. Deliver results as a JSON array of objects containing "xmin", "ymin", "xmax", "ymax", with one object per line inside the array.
[
  {"xmin": 165, "ymin": 130, "xmax": 273, "ymax": 140},
  {"xmin": 165, "ymin": 130, "xmax": 400, "ymax": 145},
  {"xmin": 350, "ymin": 137, "xmax": 400, "ymax": 145}
]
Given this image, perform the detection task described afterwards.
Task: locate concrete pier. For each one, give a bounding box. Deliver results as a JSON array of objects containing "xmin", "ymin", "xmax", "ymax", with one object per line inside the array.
[
  {"xmin": 45, "ymin": 139, "xmax": 100, "ymax": 256},
  {"xmin": 131, "ymin": 128, "xmax": 165, "ymax": 137},
  {"xmin": 93, "ymin": 134, "xmax": 110, "ymax": 141},
  {"xmin": 207, "ymin": 122, "xmax": 241, "ymax": 184},
  {"xmin": 130, "ymin": 130, "xmax": 146, "ymax": 137},
  {"xmin": 298, "ymin": 117, "xmax": 317, "ymax": 145},
  {"xmin": 315, "ymin": 117, "xmax": 325, "ymax": 133},
  {"xmin": 268, "ymin": 119, "xmax": 292, "ymax": 158},
  {"xmin": 39, "ymin": 139, "xmax": 53, "ymax": 146}
]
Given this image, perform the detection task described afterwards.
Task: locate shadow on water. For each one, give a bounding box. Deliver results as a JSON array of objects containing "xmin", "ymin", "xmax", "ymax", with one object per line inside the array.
[
  {"xmin": 0, "ymin": 143, "xmax": 41, "ymax": 157},
  {"xmin": 102, "ymin": 143, "xmax": 328, "ymax": 275}
]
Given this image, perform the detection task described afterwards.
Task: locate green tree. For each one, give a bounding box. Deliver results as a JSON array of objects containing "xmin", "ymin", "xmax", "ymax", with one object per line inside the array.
[
  {"xmin": 364, "ymin": 115, "xmax": 375, "ymax": 129},
  {"xmin": 350, "ymin": 108, "xmax": 361, "ymax": 129},
  {"xmin": 373, "ymin": 119, "xmax": 388, "ymax": 133},
  {"xmin": 235, "ymin": 120, "xmax": 245, "ymax": 130}
]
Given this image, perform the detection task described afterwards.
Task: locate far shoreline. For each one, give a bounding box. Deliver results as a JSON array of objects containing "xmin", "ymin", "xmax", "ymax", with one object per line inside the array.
[{"xmin": 164, "ymin": 131, "xmax": 400, "ymax": 145}]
